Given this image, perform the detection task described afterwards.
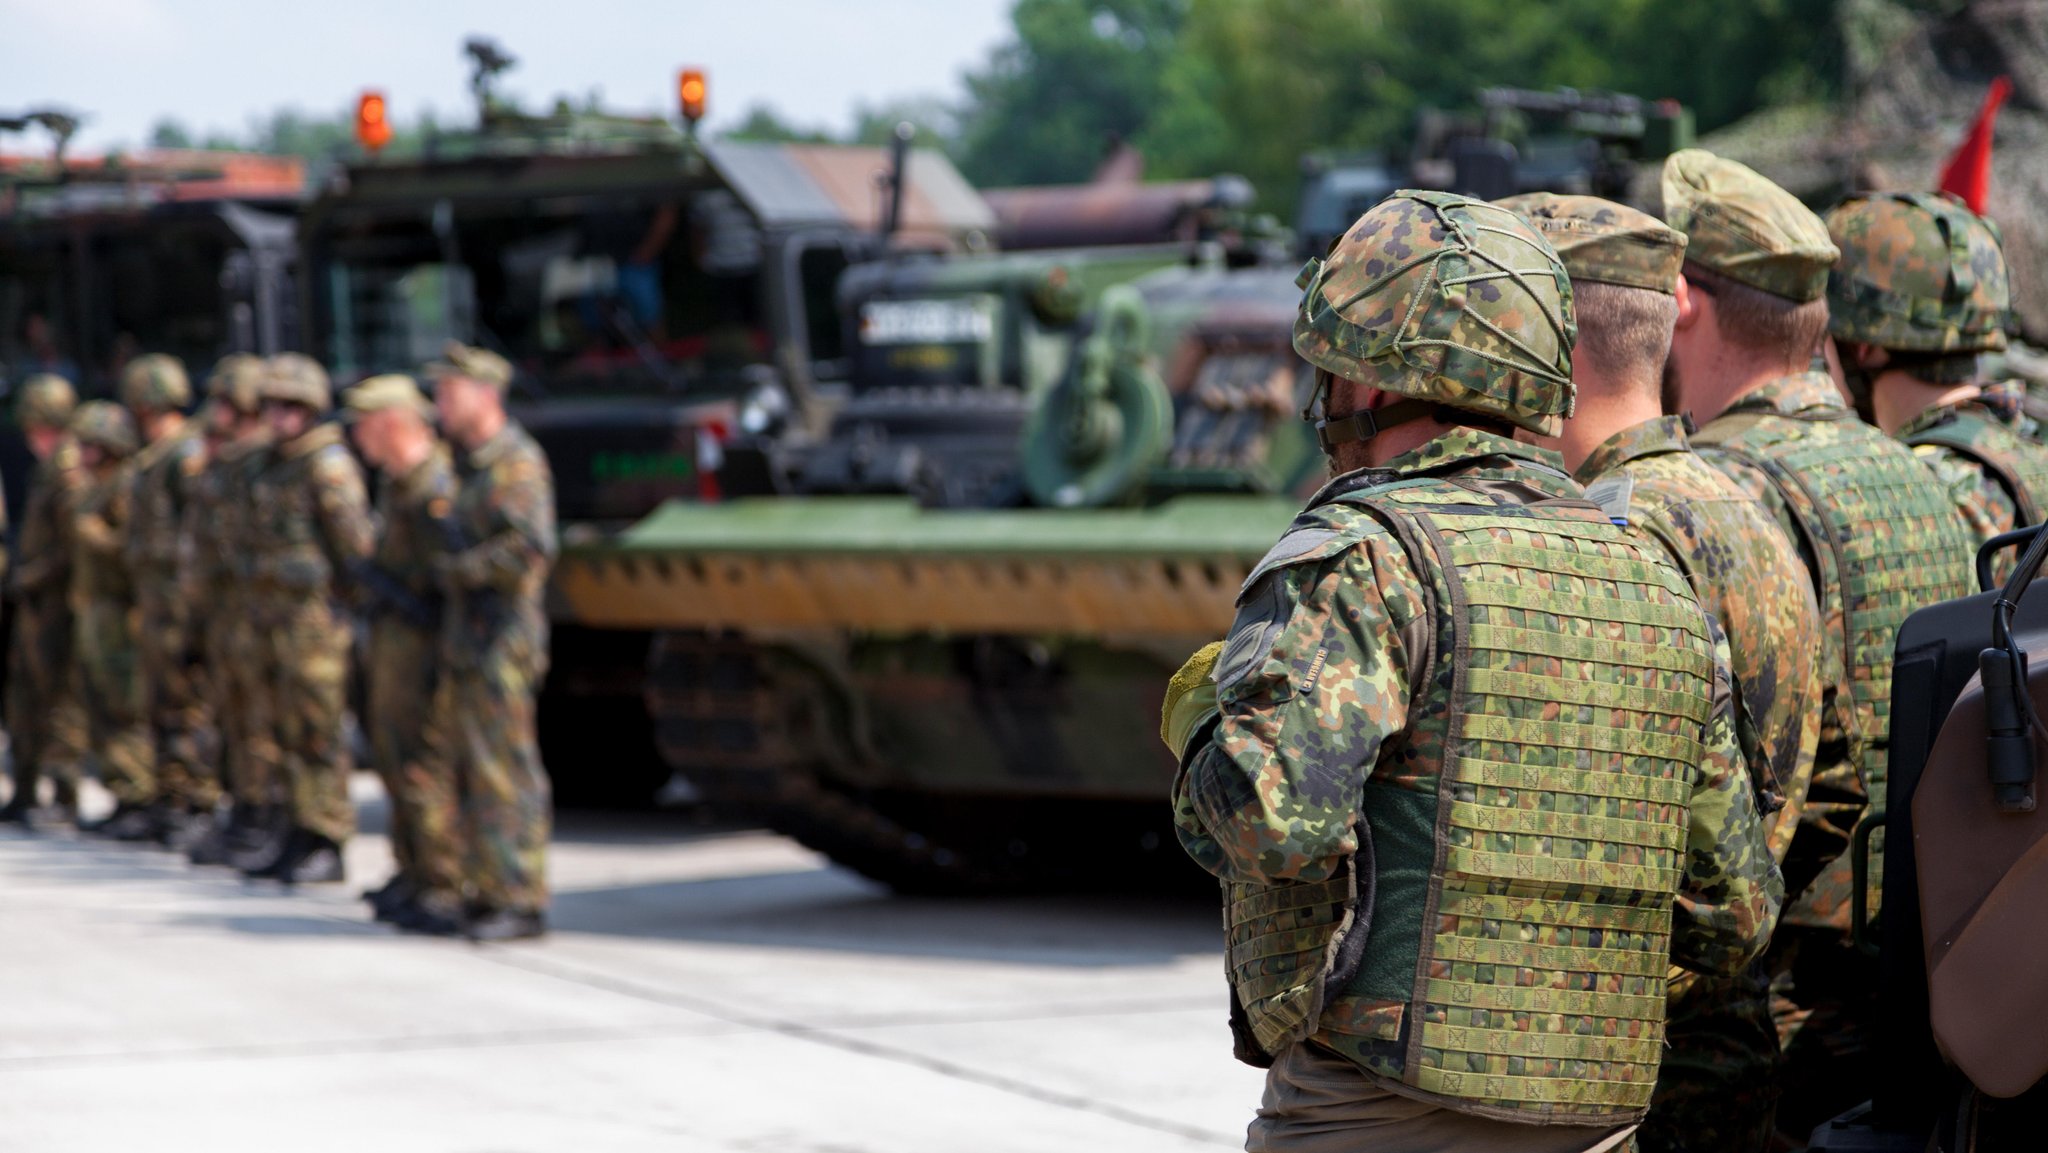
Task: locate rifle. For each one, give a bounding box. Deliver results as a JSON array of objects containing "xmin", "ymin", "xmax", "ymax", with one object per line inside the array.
[
  {"xmin": 347, "ymin": 559, "xmax": 441, "ymax": 631},
  {"xmin": 433, "ymin": 511, "xmax": 506, "ymax": 667}
]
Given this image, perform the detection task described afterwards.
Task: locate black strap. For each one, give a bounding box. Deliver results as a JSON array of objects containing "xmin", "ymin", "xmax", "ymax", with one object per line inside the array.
[{"xmin": 1315, "ymin": 398, "xmax": 1438, "ymax": 450}]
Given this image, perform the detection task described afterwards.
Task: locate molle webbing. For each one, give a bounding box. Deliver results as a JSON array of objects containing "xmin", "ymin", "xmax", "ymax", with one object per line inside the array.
[
  {"xmin": 1378, "ymin": 497, "xmax": 1711, "ymax": 1120},
  {"xmin": 1700, "ymin": 419, "xmax": 1974, "ymax": 804},
  {"xmin": 1905, "ymin": 410, "xmax": 2048, "ymax": 527}
]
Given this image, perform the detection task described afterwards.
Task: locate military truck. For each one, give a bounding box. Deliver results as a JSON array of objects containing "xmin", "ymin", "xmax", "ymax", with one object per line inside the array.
[
  {"xmin": 1803, "ymin": 529, "xmax": 2048, "ymax": 1149},
  {"xmin": 1297, "ymin": 86, "xmax": 1695, "ymax": 256},
  {"xmin": 552, "ymin": 253, "xmax": 1313, "ymax": 890},
  {"xmin": 296, "ymin": 43, "xmax": 993, "ymax": 802}
]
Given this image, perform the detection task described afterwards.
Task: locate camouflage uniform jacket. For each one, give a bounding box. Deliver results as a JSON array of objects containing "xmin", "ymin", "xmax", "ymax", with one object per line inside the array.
[
  {"xmin": 371, "ymin": 446, "xmax": 458, "ymax": 620},
  {"xmin": 184, "ymin": 435, "xmax": 268, "ymax": 598},
  {"xmin": 1692, "ymin": 370, "xmax": 1976, "ymax": 929},
  {"xmin": 10, "ymin": 439, "xmax": 82, "ymax": 603},
  {"xmin": 70, "ymin": 463, "xmax": 136, "ymax": 605},
  {"xmin": 125, "ymin": 425, "xmax": 204, "ymax": 601},
  {"xmin": 1175, "ymin": 428, "xmax": 1780, "ymax": 1123},
  {"xmin": 1896, "ymin": 397, "xmax": 2048, "ymax": 542},
  {"xmin": 441, "ymin": 421, "xmax": 556, "ymax": 667},
  {"xmin": 1575, "ymin": 415, "xmax": 1822, "ymax": 865},
  {"xmin": 247, "ymin": 424, "xmax": 373, "ymax": 597}
]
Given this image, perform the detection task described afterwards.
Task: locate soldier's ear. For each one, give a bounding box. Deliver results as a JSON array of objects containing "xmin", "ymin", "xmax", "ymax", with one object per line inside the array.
[{"xmin": 1673, "ymin": 275, "xmax": 1701, "ymax": 330}]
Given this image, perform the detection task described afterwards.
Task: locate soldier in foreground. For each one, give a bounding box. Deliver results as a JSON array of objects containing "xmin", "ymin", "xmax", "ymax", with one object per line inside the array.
[
  {"xmin": 120, "ymin": 353, "xmax": 217, "ymax": 849},
  {"xmin": 341, "ymin": 376, "xmax": 458, "ymax": 926},
  {"xmin": 242, "ymin": 355, "xmax": 373, "ymax": 883},
  {"xmin": 68, "ymin": 401, "xmax": 155, "ymax": 838},
  {"xmin": 1823, "ymin": 193, "xmax": 2048, "ymax": 550},
  {"xmin": 1, "ymin": 375, "xmax": 84, "ymax": 827},
  {"xmin": 1161, "ymin": 191, "xmax": 1780, "ymax": 1152},
  {"xmin": 1659, "ymin": 150, "xmax": 1979, "ymax": 1135},
  {"xmin": 1503, "ymin": 193, "xmax": 1823, "ymax": 1153},
  {"xmin": 422, "ymin": 343, "xmax": 557, "ymax": 941}
]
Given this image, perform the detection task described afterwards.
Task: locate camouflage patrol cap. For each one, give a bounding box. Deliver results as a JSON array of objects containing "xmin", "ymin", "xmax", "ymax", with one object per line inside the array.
[
  {"xmin": 1824, "ymin": 192, "xmax": 2010, "ymax": 354},
  {"xmin": 1293, "ymin": 189, "xmax": 1576, "ymax": 436},
  {"xmin": 206, "ymin": 353, "xmax": 268, "ymax": 415},
  {"xmin": 424, "ymin": 341, "xmax": 512, "ymax": 390},
  {"xmin": 118, "ymin": 352, "xmax": 191, "ymax": 412},
  {"xmin": 70, "ymin": 399, "xmax": 139, "ymax": 457},
  {"xmin": 15, "ymin": 372, "xmax": 77, "ymax": 429},
  {"xmin": 1661, "ymin": 149, "xmax": 1838, "ymax": 302},
  {"xmin": 343, "ymin": 374, "xmax": 434, "ymax": 421},
  {"xmin": 260, "ymin": 353, "xmax": 332, "ymax": 413},
  {"xmin": 1496, "ymin": 192, "xmax": 1687, "ymax": 294}
]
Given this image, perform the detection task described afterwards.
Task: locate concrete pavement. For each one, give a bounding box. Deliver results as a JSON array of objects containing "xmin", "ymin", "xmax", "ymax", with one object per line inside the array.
[{"xmin": 0, "ymin": 780, "xmax": 1265, "ymax": 1152}]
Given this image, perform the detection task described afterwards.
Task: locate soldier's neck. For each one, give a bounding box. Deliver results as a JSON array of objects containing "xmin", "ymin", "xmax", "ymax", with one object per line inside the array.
[
  {"xmin": 1527, "ymin": 366, "xmax": 1662, "ymax": 472},
  {"xmin": 1871, "ymin": 371, "xmax": 1980, "ymax": 437},
  {"xmin": 456, "ymin": 407, "xmax": 507, "ymax": 453},
  {"xmin": 143, "ymin": 412, "xmax": 185, "ymax": 445}
]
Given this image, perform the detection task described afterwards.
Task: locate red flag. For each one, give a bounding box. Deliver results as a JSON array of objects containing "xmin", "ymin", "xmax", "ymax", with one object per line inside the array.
[{"xmin": 1938, "ymin": 76, "xmax": 2012, "ymax": 213}]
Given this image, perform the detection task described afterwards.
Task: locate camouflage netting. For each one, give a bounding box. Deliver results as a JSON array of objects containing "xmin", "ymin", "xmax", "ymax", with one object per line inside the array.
[{"xmin": 1670, "ymin": 0, "xmax": 2048, "ymax": 340}]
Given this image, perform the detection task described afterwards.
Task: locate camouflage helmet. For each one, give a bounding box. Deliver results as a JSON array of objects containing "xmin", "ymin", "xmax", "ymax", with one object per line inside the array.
[
  {"xmin": 14, "ymin": 372, "xmax": 77, "ymax": 430},
  {"xmin": 207, "ymin": 353, "xmax": 268, "ymax": 415},
  {"xmin": 1825, "ymin": 192, "xmax": 2010, "ymax": 355},
  {"xmin": 118, "ymin": 352, "xmax": 191, "ymax": 412},
  {"xmin": 70, "ymin": 399, "xmax": 139, "ymax": 457},
  {"xmin": 1293, "ymin": 189, "xmax": 1576, "ymax": 440},
  {"xmin": 260, "ymin": 353, "xmax": 333, "ymax": 413}
]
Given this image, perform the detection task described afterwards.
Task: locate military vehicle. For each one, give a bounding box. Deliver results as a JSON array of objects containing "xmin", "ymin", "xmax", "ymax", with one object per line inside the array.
[
  {"xmin": 0, "ymin": 116, "xmax": 303, "ymax": 522},
  {"xmin": 1297, "ymin": 86, "xmax": 1695, "ymax": 256},
  {"xmin": 553, "ymin": 250, "xmax": 1313, "ymax": 890},
  {"xmin": 1805, "ymin": 528, "xmax": 2048, "ymax": 1150},
  {"xmin": 296, "ymin": 41, "xmax": 993, "ymax": 801}
]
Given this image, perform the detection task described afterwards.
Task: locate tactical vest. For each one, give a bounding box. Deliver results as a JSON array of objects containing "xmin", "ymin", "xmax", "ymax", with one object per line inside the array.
[
  {"xmin": 1903, "ymin": 404, "xmax": 2048, "ymax": 528},
  {"xmin": 1693, "ymin": 411, "xmax": 1975, "ymax": 813},
  {"xmin": 126, "ymin": 430, "xmax": 200, "ymax": 577},
  {"xmin": 250, "ymin": 432, "xmax": 348, "ymax": 592},
  {"xmin": 1224, "ymin": 474, "xmax": 1720, "ymax": 1123}
]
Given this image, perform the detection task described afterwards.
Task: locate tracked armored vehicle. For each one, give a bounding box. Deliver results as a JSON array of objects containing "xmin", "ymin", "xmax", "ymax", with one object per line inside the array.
[{"xmin": 554, "ymin": 255, "xmax": 1314, "ymax": 889}]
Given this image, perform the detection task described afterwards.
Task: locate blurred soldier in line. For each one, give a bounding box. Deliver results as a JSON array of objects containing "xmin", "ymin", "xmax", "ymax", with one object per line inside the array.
[
  {"xmin": 120, "ymin": 353, "xmax": 217, "ymax": 849},
  {"xmin": 1660, "ymin": 151, "xmax": 1978, "ymax": 1138},
  {"xmin": 1823, "ymin": 193, "xmax": 2048, "ymax": 562},
  {"xmin": 1, "ymin": 375, "xmax": 86, "ymax": 827},
  {"xmin": 1506, "ymin": 193, "xmax": 1824, "ymax": 1153},
  {"xmin": 239, "ymin": 354, "xmax": 372, "ymax": 884},
  {"xmin": 341, "ymin": 375, "xmax": 458, "ymax": 924},
  {"xmin": 69, "ymin": 401, "xmax": 155, "ymax": 838},
  {"xmin": 419, "ymin": 343, "xmax": 557, "ymax": 941},
  {"xmin": 1164, "ymin": 193, "xmax": 1778, "ymax": 1153},
  {"xmin": 181, "ymin": 355, "xmax": 269, "ymax": 864}
]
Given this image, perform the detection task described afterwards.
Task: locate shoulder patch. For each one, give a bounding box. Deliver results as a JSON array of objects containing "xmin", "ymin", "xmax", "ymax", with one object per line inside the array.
[
  {"xmin": 1583, "ymin": 471, "xmax": 1636, "ymax": 526},
  {"xmin": 1240, "ymin": 523, "xmax": 1348, "ymax": 601}
]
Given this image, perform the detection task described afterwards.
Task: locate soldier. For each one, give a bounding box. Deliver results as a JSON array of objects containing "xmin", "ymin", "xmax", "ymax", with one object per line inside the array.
[
  {"xmin": 0, "ymin": 374, "xmax": 87, "ymax": 827},
  {"xmin": 1162, "ymin": 191, "xmax": 1781, "ymax": 1152},
  {"xmin": 1823, "ymin": 193, "xmax": 2048, "ymax": 551},
  {"xmin": 1502, "ymin": 193, "xmax": 1823, "ymax": 1153},
  {"xmin": 68, "ymin": 401, "xmax": 156, "ymax": 838},
  {"xmin": 1659, "ymin": 150, "xmax": 1979, "ymax": 1136},
  {"xmin": 340, "ymin": 375, "xmax": 458, "ymax": 923},
  {"xmin": 119, "ymin": 353, "xmax": 217, "ymax": 848},
  {"xmin": 182, "ymin": 355, "xmax": 271, "ymax": 865},
  {"xmin": 241, "ymin": 354, "xmax": 373, "ymax": 884},
  {"xmin": 418, "ymin": 342, "xmax": 557, "ymax": 941}
]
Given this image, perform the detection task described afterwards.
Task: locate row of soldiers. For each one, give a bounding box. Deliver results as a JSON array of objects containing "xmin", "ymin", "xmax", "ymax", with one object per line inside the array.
[
  {"xmin": 0, "ymin": 343, "xmax": 560, "ymax": 942},
  {"xmin": 1162, "ymin": 151, "xmax": 2045, "ymax": 1151}
]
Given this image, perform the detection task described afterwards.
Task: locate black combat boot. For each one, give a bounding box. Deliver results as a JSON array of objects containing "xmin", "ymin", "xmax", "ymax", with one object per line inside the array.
[
  {"xmin": 86, "ymin": 802, "xmax": 156, "ymax": 840},
  {"xmin": 279, "ymin": 833, "xmax": 344, "ymax": 885},
  {"xmin": 184, "ymin": 812, "xmax": 234, "ymax": 866},
  {"xmin": 464, "ymin": 907, "xmax": 547, "ymax": 943},
  {"xmin": 364, "ymin": 874, "xmax": 417, "ymax": 922},
  {"xmin": 159, "ymin": 806, "xmax": 217, "ymax": 854},
  {"xmin": 392, "ymin": 891, "xmax": 466, "ymax": 937},
  {"xmin": 0, "ymin": 796, "xmax": 34, "ymax": 828},
  {"xmin": 230, "ymin": 808, "xmax": 290, "ymax": 875}
]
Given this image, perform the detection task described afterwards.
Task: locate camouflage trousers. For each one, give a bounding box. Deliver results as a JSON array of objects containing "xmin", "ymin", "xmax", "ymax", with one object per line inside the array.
[
  {"xmin": 137, "ymin": 583, "xmax": 219, "ymax": 811},
  {"xmin": 5, "ymin": 594, "xmax": 87, "ymax": 806},
  {"xmin": 366, "ymin": 618, "xmax": 441, "ymax": 878},
  {"xmin": 262, "ymin": 593, "xmax": 355, "ymax": 844},
  {"xmin": 420, "ymin": 626, "xmax": 551, "ymax": 912},
  {"xmin": 218, "ymin": 600, "xmax": 282, "ymax": 808},
  {"xmin": 74, "ymin": 599, "xmax": 154, "ymax": 805},
  {"xmin": 1640, "ymin": 963, "xmax": 1781, "ymax": 1153}
]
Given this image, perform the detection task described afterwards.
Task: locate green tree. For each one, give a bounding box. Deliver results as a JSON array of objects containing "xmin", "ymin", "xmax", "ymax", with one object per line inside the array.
[
  {"xmin": 954, "ymin": 0, "xmax": 1188, "ymax": 187},
  {"xmin": 721, "ymin": 104, "xmax": 835, "ymax": 144}
]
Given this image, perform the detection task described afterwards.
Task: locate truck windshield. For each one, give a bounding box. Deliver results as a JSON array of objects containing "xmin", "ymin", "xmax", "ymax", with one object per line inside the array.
[{"xmin": 316, "ymin": 194, "xmax": 814, "ymax": 395}]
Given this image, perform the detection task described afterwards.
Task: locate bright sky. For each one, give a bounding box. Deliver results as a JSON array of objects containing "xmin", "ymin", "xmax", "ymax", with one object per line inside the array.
[{"xmin": 0, "ymin": 0, "xmax": 1015, "ymax": 152}]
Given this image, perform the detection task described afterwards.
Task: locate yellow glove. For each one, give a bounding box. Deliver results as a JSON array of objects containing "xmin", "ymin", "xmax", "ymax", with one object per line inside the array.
[{"xmin": 1161, "ymin": 641, "xmax": 1225, "ymax": 760}]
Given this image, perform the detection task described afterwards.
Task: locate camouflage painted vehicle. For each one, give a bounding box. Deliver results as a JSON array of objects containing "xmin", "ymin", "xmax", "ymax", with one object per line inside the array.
[
  {"xmin": 295, "ymin": 42, "xmax": 992, "ymax": 802},
  {"xmin": 554, "ymin": 257, "xmax": 1314, "ymax": 889}
]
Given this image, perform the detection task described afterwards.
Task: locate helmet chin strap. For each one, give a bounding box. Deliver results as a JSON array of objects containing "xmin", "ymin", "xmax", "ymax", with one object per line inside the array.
[{"xmin": 1314, "ymin": 397, "xmax": 1439, "ymax": 452}]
